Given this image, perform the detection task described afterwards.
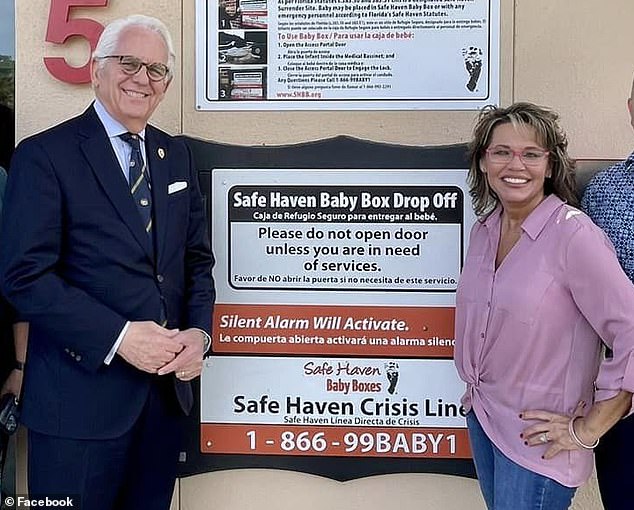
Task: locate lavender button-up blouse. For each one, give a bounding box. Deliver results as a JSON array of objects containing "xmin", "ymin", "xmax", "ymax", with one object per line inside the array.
[{"xmin": 454, "ymin": 194, "xmax": 634, "ymax": 487}]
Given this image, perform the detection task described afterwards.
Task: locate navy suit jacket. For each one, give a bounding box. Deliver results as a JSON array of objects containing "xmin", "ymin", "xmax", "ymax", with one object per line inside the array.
[{"xmin": 0, "ymin": 106, "xmax": 214, "ymax": 439}]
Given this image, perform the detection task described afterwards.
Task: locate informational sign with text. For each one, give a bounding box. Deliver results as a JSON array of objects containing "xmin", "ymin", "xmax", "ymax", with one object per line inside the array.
[
  {"xmin": 201, "ymin": 168, "xmax": 477, "ymax": 461},
  {"xmin": 196, "ymin": 0, "xmax": 500, "ymax": 110}
]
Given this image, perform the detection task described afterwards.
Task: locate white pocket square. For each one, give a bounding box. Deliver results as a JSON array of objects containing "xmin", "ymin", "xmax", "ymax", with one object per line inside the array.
[{"xmin": 168, "ymin": 181, "xmax": 188, "ymax": 194}]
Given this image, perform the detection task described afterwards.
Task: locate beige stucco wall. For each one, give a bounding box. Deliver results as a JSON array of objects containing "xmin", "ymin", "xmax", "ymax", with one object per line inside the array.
[
  {"xmin": 17, "ymin": 0, "xmax": 634, "ymax": 159},
  {"xmin": 15, "ymin": 0, "xmax": 634, "ymax": 509}
]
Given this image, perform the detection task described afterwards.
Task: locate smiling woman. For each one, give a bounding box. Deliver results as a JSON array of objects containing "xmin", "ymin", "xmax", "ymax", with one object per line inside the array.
[
  {"xmin": 455, "ymin": 102, "xmax": 634, "ymax": 510},
  {"xmin": 467, "ymin": 103, "xmax": 578, "ymax": 217},
  {"xmin": 481, "ymin": 123, "xmax": 551, "ymax": 223}
]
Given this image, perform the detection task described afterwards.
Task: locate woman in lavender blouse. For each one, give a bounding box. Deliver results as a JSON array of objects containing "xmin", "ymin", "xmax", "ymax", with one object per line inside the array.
[{"xmin": 454, "ymin": 102, "xmax": 634, "ymax": 510}]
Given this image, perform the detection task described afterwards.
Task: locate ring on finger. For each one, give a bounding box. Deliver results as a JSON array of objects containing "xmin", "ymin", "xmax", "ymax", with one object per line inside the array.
[
  {"xmin": 539, "ymin": 432, "xmax": 549, "ymax": 444},
  {"xmin": 179, "ymin": 370, "xmax": 186, "ymax": 378}
]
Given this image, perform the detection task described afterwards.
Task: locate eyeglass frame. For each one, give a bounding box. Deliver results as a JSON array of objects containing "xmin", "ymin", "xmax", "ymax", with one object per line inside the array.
[
  {"xmin": 484, "ymin": 147, "xmax": 550, "ymax": 166},
  {"xmin": 96, "ymin": 55, "xmax": 171, "ymax": 82}
]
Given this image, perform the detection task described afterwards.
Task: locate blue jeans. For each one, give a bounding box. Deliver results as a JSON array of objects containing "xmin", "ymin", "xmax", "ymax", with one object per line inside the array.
[{"xmin": 467, "ymin": 412, "xmax": 576, "ymax": 510}]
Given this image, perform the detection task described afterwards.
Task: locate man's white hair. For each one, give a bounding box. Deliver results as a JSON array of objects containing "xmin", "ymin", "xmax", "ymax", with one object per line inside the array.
[{"xmin": 92, "ymin": 15, "xmax": 175, "ymax": 78}]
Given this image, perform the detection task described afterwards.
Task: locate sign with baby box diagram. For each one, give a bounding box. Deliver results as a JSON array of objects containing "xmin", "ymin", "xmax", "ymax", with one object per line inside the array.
[{"xmin": 196, "ymin": 0, "xmax": 500, "ymax": 110}]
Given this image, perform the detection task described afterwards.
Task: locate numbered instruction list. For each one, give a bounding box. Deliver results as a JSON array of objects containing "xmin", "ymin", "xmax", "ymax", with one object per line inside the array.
[{"xmin": 196, "ymin": 0, "xmax": 500, "ymax": 109}]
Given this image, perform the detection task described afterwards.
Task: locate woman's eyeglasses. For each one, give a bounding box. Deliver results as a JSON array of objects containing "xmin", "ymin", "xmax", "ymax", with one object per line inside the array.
[{"xmin": 485, "ymin": 147, "xmax": 549, "ymax": 166}]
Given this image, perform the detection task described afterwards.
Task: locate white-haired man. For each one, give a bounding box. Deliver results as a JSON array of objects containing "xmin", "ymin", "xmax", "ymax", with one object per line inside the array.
[{"xmin": 0, "ymin": 15, "xmax": 214, "ymax": 509}]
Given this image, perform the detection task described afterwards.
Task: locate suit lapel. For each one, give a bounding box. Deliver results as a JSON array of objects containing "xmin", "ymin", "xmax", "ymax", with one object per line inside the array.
[
  {"xmin": 145, "ymin": 127, "xmax": 170, "ymax": 266},
  {"xmin": 77, "ymin": 107, "xmax": 154, "ymax": 261}
]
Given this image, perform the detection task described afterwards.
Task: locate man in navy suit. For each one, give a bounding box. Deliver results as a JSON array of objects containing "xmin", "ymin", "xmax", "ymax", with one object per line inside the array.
[{"xmin": 0, "ymin": 15, "xmax": 214, "ymax": 510}]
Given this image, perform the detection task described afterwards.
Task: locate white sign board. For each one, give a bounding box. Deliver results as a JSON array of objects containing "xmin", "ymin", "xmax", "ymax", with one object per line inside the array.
[{"xmin": 196, "ymin": 0, "xmax": 500, "ymax": 110}]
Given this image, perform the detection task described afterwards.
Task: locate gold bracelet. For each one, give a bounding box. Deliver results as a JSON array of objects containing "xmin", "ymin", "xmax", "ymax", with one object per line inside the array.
[{"xmin": 568, "ymin": 416, "xmax": 599, "ymax": 450}]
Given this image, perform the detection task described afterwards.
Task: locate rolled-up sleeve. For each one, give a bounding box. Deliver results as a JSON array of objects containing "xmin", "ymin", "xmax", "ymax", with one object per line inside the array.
[{"xmin": 566, "ymin": 224, "xmax": 634, "ymax": 405}]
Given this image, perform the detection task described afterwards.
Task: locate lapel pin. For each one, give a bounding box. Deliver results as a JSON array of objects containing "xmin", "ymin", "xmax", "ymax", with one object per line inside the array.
[{"xmin": 158, "ymin": 148, "xmax": 165, "ymax": 159}]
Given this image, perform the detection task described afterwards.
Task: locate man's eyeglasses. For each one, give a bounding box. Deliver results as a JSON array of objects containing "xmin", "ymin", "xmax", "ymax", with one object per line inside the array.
[
  {"xmin": 98, "ymin": 55, "xmax": 170, "ymax": 82},
  {"xmin": 485, "ymin": 147, "xmax": 549, "ymax": 166}
]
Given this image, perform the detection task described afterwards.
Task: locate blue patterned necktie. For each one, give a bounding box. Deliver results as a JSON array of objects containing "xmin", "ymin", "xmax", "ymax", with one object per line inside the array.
[
  {"xmin": 120, "ymin": 132, "xmax": 166, "ymax": 326},
  {"xmin": 119, "ymin": 132, "xmax": 153, "ymax": 247}
]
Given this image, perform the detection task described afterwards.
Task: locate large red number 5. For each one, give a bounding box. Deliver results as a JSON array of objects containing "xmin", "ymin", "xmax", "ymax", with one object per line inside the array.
[{"xmin": 44, "ymin": 0, "xmax": 108, "ymax": 84}]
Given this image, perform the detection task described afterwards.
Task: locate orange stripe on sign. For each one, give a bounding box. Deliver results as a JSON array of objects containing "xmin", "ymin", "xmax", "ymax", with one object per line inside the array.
[
  {"xmin": 212, "ymin": 303, "xmax": 455, "ymax": 357},
  {"xmin": 200, "ymin": 423, "xmax": 471, "ymax": 458}
]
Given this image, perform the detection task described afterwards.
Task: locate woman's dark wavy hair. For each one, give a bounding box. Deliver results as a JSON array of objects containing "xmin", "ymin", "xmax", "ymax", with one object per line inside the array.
[{"xmin": 467, "ymin": 102, "xmax": 577, "ymax": 217}]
